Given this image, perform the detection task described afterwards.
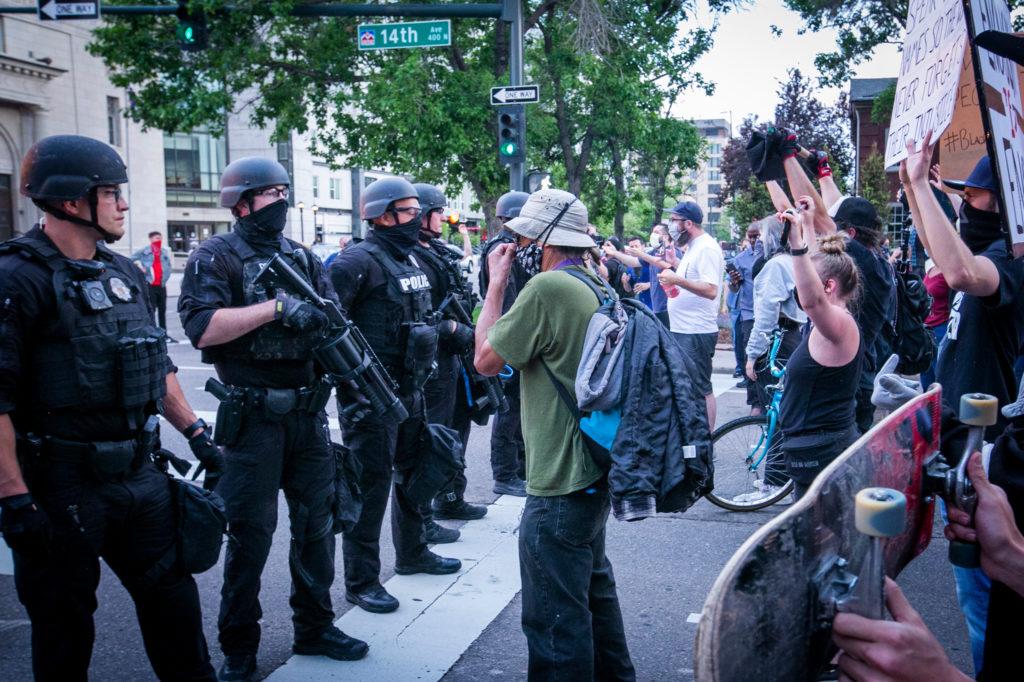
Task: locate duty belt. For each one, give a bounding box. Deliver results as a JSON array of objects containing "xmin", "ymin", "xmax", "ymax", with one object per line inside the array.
[{"xmin": 228, "ymin": 380, "xmax": 332, "ymax": 416}]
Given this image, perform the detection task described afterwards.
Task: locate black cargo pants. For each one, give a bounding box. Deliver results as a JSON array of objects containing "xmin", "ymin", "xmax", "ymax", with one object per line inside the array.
[
  {"xmin": 340, "ymin": 391, "xmax": 430, "ymax": 594},
  {"xmin": 423, "ymin": 353, "xmax": 470, "ymax": 507},
  {"xmin": 490, "ymin": 371, "xmax": 525, "ymax": 483},
  {"xmin": 13, "ymin": 454, "xmax": 214, "ymax": 682},
  {"xmin": 216, "ymin": 409, "xmax": 336, "ymax": 656}
]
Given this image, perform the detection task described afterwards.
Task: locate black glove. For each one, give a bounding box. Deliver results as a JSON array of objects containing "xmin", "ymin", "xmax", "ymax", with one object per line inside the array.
[
  {"xmin": 439, "ymin": 320, "xmax": 475, "ymax": 354},
  {"xmin": 189, "ymin": 432, "xmax": 225, "ymax": 492},
  {"xmin": 275, "ymin": 293, "xmax": 329, "ymax": 334},
  {"xmin": 0, "ymin": 493, "xmax": 51, "ymax": 556}
]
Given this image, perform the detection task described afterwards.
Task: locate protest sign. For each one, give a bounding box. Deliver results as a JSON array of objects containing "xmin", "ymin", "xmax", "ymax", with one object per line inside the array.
[
  {"xmin": 885, "ymin": 0, "xmax": 967, "ymax": 167},
  {"xmin": 964, "ymin": 0, "xmax": 1024, "ymax": 251}
]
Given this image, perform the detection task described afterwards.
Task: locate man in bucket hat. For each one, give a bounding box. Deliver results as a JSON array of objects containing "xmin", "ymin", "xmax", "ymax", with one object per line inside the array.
[{"xmin": 473, "ymin": 189, "xmax": 636, "ymax": 680}]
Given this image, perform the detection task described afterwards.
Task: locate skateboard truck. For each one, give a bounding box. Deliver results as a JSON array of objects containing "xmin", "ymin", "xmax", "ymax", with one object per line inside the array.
[
  {"xmin": 842, "ymin": 488, "xmax": 908, "ymax": 619},
  {"xmin": 947, "ymin": 393, "xmax": 998, "ymax": 568}
]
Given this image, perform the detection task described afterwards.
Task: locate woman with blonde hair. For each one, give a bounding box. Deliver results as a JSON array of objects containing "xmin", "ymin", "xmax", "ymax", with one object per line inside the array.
[{"xmin": 777, "ymin": 196, "xmax": 865, "ymax": 498}]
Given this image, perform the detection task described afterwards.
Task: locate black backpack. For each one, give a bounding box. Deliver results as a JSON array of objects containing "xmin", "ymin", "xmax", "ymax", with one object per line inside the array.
[{"xmin": 885, "ymin": 264, "xmax": 936, "ymax": 375}]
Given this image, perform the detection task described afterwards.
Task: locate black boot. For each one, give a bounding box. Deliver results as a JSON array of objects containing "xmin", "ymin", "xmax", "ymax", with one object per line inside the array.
[
  {"xmin": 395, "ymin": 550, "xmax": 462, "ymax": 576},
  {"xmin": 218, "ymin": 653, "xmax": 257, "ymax": 682},
  {"xmin": 425, "ymin": 518, "xmax": 460, "ymax": 543},
  {"xmin": 293, "ymin": 625, "xmax": 369, "ymax": 661},
  {"xmin": 433, "ymin": 499, "xmax": 487, "ymax": 520}
]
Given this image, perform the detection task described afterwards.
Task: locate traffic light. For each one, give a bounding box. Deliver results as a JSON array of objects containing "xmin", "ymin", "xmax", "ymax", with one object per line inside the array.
[
  {"xmin": 496, "ymin": 105, "xmax": 525, "ymax": 167},
  {"xmin": 314, "ymin": 223, "xmax": 324, "ymax": 244},
  {"xmin": 176, "ymin": 1, "xmax": 208, "ymax": 52}
]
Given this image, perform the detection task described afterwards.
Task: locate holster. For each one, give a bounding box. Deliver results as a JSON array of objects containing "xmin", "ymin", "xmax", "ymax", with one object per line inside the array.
[{"xmin": 403, "ymin": 322, "xmax": 439, "ymax": 393}]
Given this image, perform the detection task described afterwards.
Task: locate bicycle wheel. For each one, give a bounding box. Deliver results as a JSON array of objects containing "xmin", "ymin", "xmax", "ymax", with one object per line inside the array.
[{"xmin": 705, "ymin": 415, "xmax": 794, "ymax": 511}]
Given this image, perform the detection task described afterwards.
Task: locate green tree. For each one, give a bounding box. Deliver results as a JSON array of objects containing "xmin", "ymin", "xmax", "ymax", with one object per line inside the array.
[
  {"xmin": 781, "ymin": 0, "xmax": 1024, "ymax": 86},
  {"xmin": 871, "ymin": 82, "xmax": 896, "ymax": 125},
  {"xmin": 633, "ymin": 116, "xmax": 705, "ymax": 229},
  {"xmin": 858, "ymin": 143, "xmax": 892, "ymax": 229},
  {"xmin": 722, "ymin": 177, "xmax": 775, "ymax": 227},
  {"xmin": 89, "ymin": 0, "xmax": 737, "ymax": 226}
]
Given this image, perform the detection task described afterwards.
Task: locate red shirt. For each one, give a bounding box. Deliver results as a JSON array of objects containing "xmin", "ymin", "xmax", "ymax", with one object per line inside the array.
[
  {"xmin": 923, "ymin": 270, "xmax": 950, "ymax": 328},
  {"xmin": 151, "ymin": 243, "xmax": 163, "ymax": 286}
]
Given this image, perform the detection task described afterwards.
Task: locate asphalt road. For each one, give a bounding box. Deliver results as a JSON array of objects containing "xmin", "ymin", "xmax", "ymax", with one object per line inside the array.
[{"xmin": 0, "ymin": 283, "xmax": 972, "ymax": 681}]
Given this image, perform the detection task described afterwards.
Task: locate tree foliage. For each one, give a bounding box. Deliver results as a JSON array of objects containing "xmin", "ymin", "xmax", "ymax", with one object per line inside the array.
[
  {"xmin": 89, "ymin": 0, "xmax": 731, "ymax": 227},
  {"xmin": 720, "ymin": 69, "xmax": 852, "ymax": 224},
  {"xmin": 782, "ymin": 0, "xmax": 1024, "ymax": 87},
  {"xmin": 871, "ymin": 82, "xmax": 896, "ymax": 125},
  {"xmin": 858, "ymin": 144, "xmax": 892, "ymax": 228}
]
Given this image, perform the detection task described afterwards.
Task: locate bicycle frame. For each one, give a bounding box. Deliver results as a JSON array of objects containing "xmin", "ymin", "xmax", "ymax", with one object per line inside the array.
[{"xmin": 747, "ymin": 330, "xmax": 786, "ymax": 473}]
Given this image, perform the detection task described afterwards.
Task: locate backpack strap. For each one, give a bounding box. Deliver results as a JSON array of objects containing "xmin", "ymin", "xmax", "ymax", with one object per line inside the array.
[
  {"xmin": 539, "ymin": 358, "xmax": 581, "ymax": 419},
  {"xmin": 558, "ymin": 267, "xmax": 616, "ymax": 304}
]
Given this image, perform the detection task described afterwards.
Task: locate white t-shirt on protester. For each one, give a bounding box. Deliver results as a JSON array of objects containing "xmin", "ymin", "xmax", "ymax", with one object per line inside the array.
[{"xmin": 667, "ymin": 232, "xmax": 724, "ymax": 334}]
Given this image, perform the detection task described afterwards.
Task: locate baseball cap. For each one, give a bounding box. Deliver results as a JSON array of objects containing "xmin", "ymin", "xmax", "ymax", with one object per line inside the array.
[
  {"xmin": 944, "ymin": 156, "xmax": 997, "ymax": 192},
  {"xmin": 665, "ymin": 200, "xmax": 703, "ymax": 224},
  {"xmin": 504, "ymin": 188, "xmax": 596, "ymax": 248},
  {"xmin": 833, "ymin": 197, "xmax": 881, "ymax": 229}
]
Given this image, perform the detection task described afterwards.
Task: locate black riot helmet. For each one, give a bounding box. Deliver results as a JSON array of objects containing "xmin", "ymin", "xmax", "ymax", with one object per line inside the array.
[
  {"xmin": 495, "ymin": 191, "xmax": 530, "ymax": 220},
  {"xmin": 361, "ymin": 177, "xmax": 419, "ymax": 222},
  {"xmin": 219, "ymin": 157, "xmax": 291, "ymax": 215},
  {"xmin": 412, "ymin": 183, "xmax": 446, "ymax": 214},
  {"xmin": 21, "ymin": 135, "xmax": 129, "ymax": 242}
]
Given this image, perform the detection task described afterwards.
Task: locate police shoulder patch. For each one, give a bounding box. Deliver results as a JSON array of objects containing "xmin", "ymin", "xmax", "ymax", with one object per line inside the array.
[{"xmin": 108, "ymin": 276, "xmax": 134, "ymax": 302}]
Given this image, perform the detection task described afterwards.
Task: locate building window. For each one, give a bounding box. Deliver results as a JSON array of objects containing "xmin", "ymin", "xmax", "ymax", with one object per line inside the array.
[
  {"xmin": 709, "ymin": 143, "xmax": 722, "ymax": 155},
  {"xmin": 707, "ymin": 170, "xmax": 721, "ymax": 182},
  {"xmin": 888, "ymin": 202, "xmax": 905, "ymax": 240},
  {"xmin": 329, "ymin": 178, "xmax": 341, "ymax": 200},
  {"xmin": 163, "ymin": 130, "xmax": 227, "ymax": 206},
  {"xmin": 707, "ymin": 183, "xmax": 722, "ymax": 195},
  {"xmin": 312, "ymin": 175, "xmax": 319, "ymax": 199},
  {"xmin": 707, "ymin": 156, "xmax": 720, "ymax": 169},
  {"xmin": 106, "ymin": 97, "xmax": 122, "ymax": 147}
]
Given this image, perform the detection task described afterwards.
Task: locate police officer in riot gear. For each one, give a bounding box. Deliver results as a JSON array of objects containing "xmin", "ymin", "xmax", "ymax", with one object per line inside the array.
[
  {"xmin": 479, "ymin": 190, "xmax": 531, "ymax": 496},
  {"xmin": 330, "ymin": 177, "xmax": 461, "ymax": 615},
  {"xmin": 178, "ymin": 157, "xmax": 367, "ymax": 681},
  {"xmin": 0, "ymin": 135, "xmax": 219, "ymax": 681},
  {"xmin": 411, "ymin": 183, "xmax": 487, "ymax": 538}
]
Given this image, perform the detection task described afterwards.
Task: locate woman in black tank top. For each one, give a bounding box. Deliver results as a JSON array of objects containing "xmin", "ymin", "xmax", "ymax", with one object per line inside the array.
[{"xmin": 777, "ymin": 200, "xmax": 864, "ymax": 498}]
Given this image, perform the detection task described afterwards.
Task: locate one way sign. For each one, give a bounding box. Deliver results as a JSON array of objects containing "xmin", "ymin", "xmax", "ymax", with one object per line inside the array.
[
  {"xmin": 38, "ymin": 1, "xmax": 100, "ymax": 21},
  {"xmin": 490, "ymin": 85, "xmax": 540, "ymax": 106}
]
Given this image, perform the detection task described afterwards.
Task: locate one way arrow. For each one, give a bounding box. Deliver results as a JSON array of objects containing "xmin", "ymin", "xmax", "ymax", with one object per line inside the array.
[
  {"xmin": 493, "ymin": 88, "xmax": 510, "ymax": 103},
  {"xmin": 40, "ymin": 0, "xmax": 57, "ymax": 20}
]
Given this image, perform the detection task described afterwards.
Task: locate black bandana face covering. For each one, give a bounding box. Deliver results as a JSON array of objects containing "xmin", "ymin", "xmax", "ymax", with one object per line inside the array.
[
  {"xmin": 372, "ymin": 217, "xmax": 421, "ymax": 256},
  {"xmin": 514, "ymin": 198, "xmax": 578, "ymax": 277},
  {"xmin": 959, "ymin": 202, "xmax": 1005, "ymax": 254},
  {"xmin": 235, "ymin": 199, "xmax": 289, "ymax": 248}
]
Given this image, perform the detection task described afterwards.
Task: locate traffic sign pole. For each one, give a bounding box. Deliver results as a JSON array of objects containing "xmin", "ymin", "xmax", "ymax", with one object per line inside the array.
[{"xmin": 504, "ymin": 0, "xmax": 524, "ymax": 192}]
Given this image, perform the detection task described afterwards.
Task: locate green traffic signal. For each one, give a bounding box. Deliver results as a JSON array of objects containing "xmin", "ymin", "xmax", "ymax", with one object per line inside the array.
[
  {"xmin": 179, "ymin": 25, "xmax": 195, "ymax": 43},
  {"xmin": 500, "ymin": 141, "xmax": 518, "ymax": 156}
]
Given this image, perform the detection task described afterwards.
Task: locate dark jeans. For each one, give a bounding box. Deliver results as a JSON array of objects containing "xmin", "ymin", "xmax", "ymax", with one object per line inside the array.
[
  {"xmin": 148, "ymin": 284, "xmax": 167, "ymax": 330},
  {"xmin": 731, "ymin": 311, "xmax": 745, "ymax": 372},
  {"xmin": 655, "ymin": 309, "xmax": 670, "ymax": 329},
  {"xmin": 491, "ymin": 372, "xmax": 525, "ymax": 483},
  {"xmin": 519, "ymin": 490, "xmax": 635, "ymax": 681},
  {"xmin": 920, "ymin": 323, "xmax": 947, "ymax": 389},
  {"xmin": 341, "ymin": 391, "xmax": 429, "ymax": 593},
  {"xmin": 217, "ymin": 409, "xmax": 337, "ymax": 655},
  {"xmin": 423, "ymin": 353, "xmax": 470, "ymax": 509},
  {"xmin": 14, "ymin": 455, "xmax": 214, "ymax": 681}
]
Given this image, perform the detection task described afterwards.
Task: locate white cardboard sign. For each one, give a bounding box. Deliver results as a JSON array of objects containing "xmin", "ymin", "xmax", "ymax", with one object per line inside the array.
[
  {"xmin": 968, "ymin": 0, "xmax": 1024, "ymax": 248},
  {"xmin": 884, "ymin": 0, "xmax": 967, "ymax": 166}
]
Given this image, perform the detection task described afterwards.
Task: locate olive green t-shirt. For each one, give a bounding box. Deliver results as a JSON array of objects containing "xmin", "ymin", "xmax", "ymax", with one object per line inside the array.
[{"xmin": 487, "ymin": 267, "xmax": 605, "ymax": 496}]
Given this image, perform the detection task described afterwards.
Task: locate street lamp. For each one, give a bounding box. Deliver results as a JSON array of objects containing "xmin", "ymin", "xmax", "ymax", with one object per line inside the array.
[{"xmin": 297, "ymin": 201, "xmax": 305, "ymax": 244}]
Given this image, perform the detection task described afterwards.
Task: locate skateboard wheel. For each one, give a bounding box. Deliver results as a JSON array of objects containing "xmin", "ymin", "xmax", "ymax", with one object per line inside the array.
[
  {"xmin": 855, "ymin": 488, "xmax": 907, "ymax": 537},
  {"xmin": 960, "ymin": 393, "xmax": 999, "ymax": 427}
]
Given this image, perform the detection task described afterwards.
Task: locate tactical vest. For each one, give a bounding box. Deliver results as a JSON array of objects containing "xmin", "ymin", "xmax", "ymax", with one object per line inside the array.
[
  {"xmin": 0, "ymin": 233, "xmax": 166, "ymax": 428},
  {"xmin": 215, "ymin": 231, "xmax": 321, "ymax": 361},
  {"xmin": 415, "ymin": 241, "xmax": 475, "ymax": 318},
  {"xmin": 350, "ymin": 241, "xmax": 436, "ymax": 383}
]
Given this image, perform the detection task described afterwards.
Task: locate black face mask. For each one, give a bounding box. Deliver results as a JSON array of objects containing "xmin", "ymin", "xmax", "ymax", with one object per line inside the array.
[
  {"xmin": 371, "ymin": 217, "xmax": 421, "ymax": 256},
  {"xmin": 235, "ymin": 199, "xmax": 289, "ymax": 248},
  {"xmin": 959, "ymin": 202, "xmax": 1004, "ymax": 254}
]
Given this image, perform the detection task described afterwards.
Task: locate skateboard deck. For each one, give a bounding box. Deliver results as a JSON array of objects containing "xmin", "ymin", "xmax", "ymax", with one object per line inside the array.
[{"xmin": 694, "ymin": 387, "xmax": 943, "ymax": 682}]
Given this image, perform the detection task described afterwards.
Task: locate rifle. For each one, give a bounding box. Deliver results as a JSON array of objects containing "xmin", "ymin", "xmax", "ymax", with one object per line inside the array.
[
  {"xmin": 439, "ymin": 292, "xmax": 509, "ymax": 425},
  {"xmin": 255, "ymin": 254, "xmax": 408, "ymax": 423}
]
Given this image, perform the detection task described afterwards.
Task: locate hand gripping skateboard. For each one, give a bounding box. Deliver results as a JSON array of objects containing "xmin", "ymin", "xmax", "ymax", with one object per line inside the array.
[{"xmin": 693, "ymin": 387, "xmax": 998, "ymax": 681}]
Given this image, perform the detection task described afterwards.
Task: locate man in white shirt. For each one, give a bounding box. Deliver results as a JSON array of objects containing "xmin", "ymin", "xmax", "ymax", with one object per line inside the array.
[{"xmin": 658, "ymin": 201, "xmax": 725, "ymax": 427}]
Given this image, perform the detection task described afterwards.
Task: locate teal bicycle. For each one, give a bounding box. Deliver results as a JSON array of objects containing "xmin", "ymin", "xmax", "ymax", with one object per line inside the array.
[{"xmin": 705, "ymin": 328, "xmax": 795, "ymax": 511}]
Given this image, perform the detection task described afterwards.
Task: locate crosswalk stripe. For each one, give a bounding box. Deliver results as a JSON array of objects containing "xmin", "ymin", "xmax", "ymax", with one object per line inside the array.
[{"xmin": 266, "ymin": 495, "xmax": 526, "ymax": 681}]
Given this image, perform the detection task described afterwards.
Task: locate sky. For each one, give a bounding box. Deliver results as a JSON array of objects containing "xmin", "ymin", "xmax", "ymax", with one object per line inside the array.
[{"xmin": 673, "ymin": 0, "xmax": 902, "ymax": 129}]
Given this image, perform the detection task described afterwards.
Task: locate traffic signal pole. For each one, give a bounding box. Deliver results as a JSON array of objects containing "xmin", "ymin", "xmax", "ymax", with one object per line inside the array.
[
  {"xmin": 4, "ymin": 1, "xmax": 527, "ymax": 190},
  {"xmin": 504, "ymin": 0, "xmax": 524, "ymax": 192}
]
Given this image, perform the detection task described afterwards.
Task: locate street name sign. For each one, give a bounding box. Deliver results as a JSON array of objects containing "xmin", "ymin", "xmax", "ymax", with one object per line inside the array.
[
  {"xmin": 37, "ymin": 0, "xmax": 99, "ymax": 21},
  {"xmin": 491, "ymin": 85, "xmax": 540, "ymax": 105},
  {"xmin": 357, "ymin": 20, "xmax": 451, "ymax": 51}
]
